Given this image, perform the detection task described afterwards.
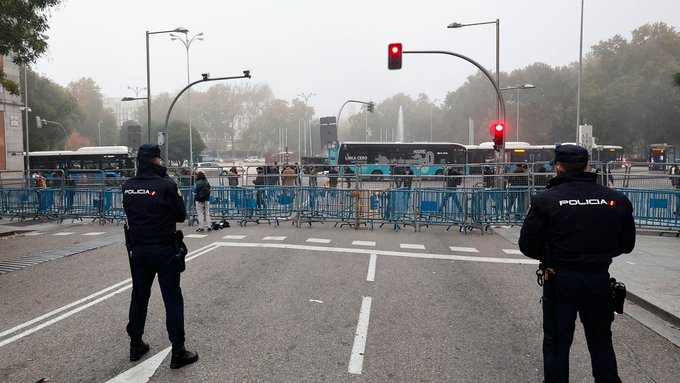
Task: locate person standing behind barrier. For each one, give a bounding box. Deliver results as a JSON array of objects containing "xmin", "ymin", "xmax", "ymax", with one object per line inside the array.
[
  {"xmin": 328, "ymin": 166, "xmax": 339, "ymax": 188},
  {"xmin": 267, "ymin": 162, "xmax": 280, "ymax": 185},
  {"xmin": 671, "ymin": 164, "xmax": 680, "ymax": 216},
  {"xmin": 282, "ymin": 165, "xmax": 296, "ymax": 186},
  {"xmin": 441, "ymin": 166, "xmax": 464, "ymax": 213},
  {"xmin": 403, "ymin": 166, "xmax": 414, "ymax": 189},
  {"xmin": 344, "ymin": 166, "xmax": 354, "ymax": 188},
  {"xmin": 307, "ymin": 165, "xmax": 318, "ymax": 187},
  {"xmin": 518, "ymin": 144, "xmax": 635, "ymax": 383},
  {"xmin": 193, "ymin": 171, "xmax": 212, "ymax": 232},
  {"xmin": 253, "ymin": 167, "xmax": 267, "ymax": 209},
  {"xmin": 121, "ymin": 144, "xmax": 198, "ymax": 369},
  {"xmin": 508, "ymin": 164, "xmax": 529, "ymax": 218}
]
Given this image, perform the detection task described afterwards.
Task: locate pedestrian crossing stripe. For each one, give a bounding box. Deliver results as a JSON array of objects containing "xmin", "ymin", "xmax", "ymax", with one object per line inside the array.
[
  {"xmin": 83, "ymin": 232, "xmax": 105, "ymax": 236},
  {"xmin": 263, "ymin": 236, "xmax": 286, "ymax": 241},
  {"xmin": 502, "ymin": 249, "xmax": 523, "ymax": 255},
  {"xmin": 449, "ymin": 246, "xmax": 479, "ymax": 253},
  {"xmin": 222, "ymin": 235, "xmax": 247, "ymax": 240},
  {"xmin": 306, "ymin": 238, "xmax": 331, "ymax": 244},
  {"xmin": 185, "ymin": 234, "xmax": 208, "ymax": 239},
  {"xmin": 352, "ymin": 240, "xmax": 376, "ymax": 247},
  {"xmin": 52, "ymin": 232, "xmax": 75, "ymax": 236},
  {"xmin": 400, "ymin": 244, "xmax": 425, "ymax": 250}
]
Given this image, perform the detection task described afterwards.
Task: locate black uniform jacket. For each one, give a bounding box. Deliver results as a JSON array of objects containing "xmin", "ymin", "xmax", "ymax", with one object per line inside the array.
[
  {"xmin": 518, "ymin": 171, "xmax": 635, "ymax": 268},
  {"xmin": 122, "ymin": 165, "xmax": 186, "ymax": 245}
]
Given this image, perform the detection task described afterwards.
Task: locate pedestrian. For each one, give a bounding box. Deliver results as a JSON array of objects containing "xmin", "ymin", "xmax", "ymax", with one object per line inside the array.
[
  {"xmin": 403, "ymin": 166, "xmax": 414, "ymax": 189},
  {"xmin": 344, "ymin": 166, "xmax": 354, "ymax": 188},
  {"xmin": 253, "ymin": 166, "xmax": 267, "ymax": 209},
  {"xmin": 121, "ymin": 144, "xmax": 198, "ymax": 369},
  {"xmin": 507, "ymin": 164, "xmax": 529, "ymax": 218},
  {"xmin": 441, "ymin": 166, "xmax": 464, "ymax": 213},
  {"xmin": 282, "ymin": 165, "xmax": 296, "ymax": 186},
  {"xmin": 193, "ymin": 171, "xmax": 212, "ymax": 232},
  {"xmin": 227, "ymin": 166, "xmax": 239, "ymax": 187},
  {"xmin": 518, "ymin": 144, "xmax": 635, "ymax": 383},
  {"xmin": 328, "ymin": 166, "xmax": 339, "ymax": 188}
]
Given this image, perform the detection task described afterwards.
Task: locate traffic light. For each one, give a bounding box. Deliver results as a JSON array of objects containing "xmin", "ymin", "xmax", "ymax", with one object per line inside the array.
[
  {"xmin": 388, "ymin": 43, "xmax": 402, "ymax": 70},
  {"xmin": 491, "ymin": 122, "xmax": 505, "ymax": 151},
  {"xmin": 367, "ymin": 102, "xmax": 375, "ymax": 113},
  {"xmin": 36, "ymin": 116, "xmax": 42, "ymax": 128}
]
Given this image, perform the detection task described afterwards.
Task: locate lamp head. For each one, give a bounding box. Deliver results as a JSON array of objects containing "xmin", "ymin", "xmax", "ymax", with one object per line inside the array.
[
  {"xmin": 447, "ymin": 22, "xmax": 463, "ymax": 28},
  {"xmin": 174, "ymin": 27, "xmax": 188, "ymax": 33}
]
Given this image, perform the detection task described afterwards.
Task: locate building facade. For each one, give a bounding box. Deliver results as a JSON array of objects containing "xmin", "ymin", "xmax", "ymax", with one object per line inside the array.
[{"xmin": 0, "ymin": 55, "xmax": 26, "ymax": 176}]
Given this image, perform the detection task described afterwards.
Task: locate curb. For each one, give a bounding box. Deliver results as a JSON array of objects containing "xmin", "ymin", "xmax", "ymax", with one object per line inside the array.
[{"xmin": 626, "ymin": 291, "xmax": 680, "ymax": 329}]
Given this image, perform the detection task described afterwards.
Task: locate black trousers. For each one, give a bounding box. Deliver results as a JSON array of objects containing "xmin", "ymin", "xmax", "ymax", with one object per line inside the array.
[
  {"xmin": 127, "ymin": 244, "xmax": 185, "ymax": 347},
  {"xmin": 542, "ymin": 268, "xmax": 621, "ymax": 383}
]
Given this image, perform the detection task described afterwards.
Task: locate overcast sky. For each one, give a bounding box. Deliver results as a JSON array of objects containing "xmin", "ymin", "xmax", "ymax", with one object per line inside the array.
[{"xmin": 33, "ymin": 0, "xmax": 680, "ymax": 118}]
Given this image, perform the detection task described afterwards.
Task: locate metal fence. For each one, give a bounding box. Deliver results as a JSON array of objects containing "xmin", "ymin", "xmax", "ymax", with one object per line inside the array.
[{"xmin": 1, "ymin": 167, "xmax": 679, "ymax": 233}]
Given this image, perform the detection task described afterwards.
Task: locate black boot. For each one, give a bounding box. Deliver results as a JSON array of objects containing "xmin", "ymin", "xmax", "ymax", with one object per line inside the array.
[
  {"xmin": 129, "ymin": 338, "xmax": 150, "ymax": 361},
  {"xmin": 170, "ymin": 346, "xmax": 199, "ymax": 369}
]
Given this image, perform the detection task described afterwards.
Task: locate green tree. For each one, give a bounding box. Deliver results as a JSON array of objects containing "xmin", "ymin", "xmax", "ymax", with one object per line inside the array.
[
  {"xmin": 0, "ymin": 0, "xmax": 62, "ymax": 94},
  {"xmin": 674, "ymin": 72, "xmax": 680, "ymax": 87}
]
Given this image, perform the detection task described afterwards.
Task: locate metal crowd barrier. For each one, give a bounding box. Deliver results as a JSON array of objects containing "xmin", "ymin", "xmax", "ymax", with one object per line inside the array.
[{"xmin": 1, "ymin": 169, "xmax": 679, "ymax": 233}]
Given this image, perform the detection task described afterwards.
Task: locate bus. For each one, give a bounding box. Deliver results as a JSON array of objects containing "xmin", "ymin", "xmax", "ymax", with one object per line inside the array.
[
  {"xmin": 648, "ymin": 144, "xmax": 676, "ymax": 171},
  {"xmin": 466, "ymin": 142, "xmax": 556, "ymax": 173},
  {"xmin": 28, "ymin": 146, "xmax": 136, "ymax": 184},
  {"xmin": 328, "ymin": 142, "xmax": 467, "ymax": 176}
]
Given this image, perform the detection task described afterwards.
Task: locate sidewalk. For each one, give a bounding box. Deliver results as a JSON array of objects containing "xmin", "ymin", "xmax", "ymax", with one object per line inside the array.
[{"xmin": 496, "ymin": 226, "xmax": 680, "ymax": 329}]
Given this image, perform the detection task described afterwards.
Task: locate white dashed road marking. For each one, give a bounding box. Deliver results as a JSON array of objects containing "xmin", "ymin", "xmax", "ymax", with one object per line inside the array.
[
  {"xmin": 348, "ymin": 296, "xmax": 372, "ymax": 374},
  {"xmin": 263, "ymin": 236, "xmax": 286, "ymax": 241},
  {"xmin": 306, "ymin": 238, "xmax": 331, "ymax": 244},
  {"xmin": 222, "ymin": 235, "xmax": 247, "ymax": 240},
  {"xmin": 449, "ymin": 246, "xmax": 479, "ymax": 253},
  {"xmin": 400, "ymin": 243, "xmax": 425, "ymax": 250},
  {"xmin": 352, "ymin": 240, "xmax": 376, "ymax": 247},
  {"xmin": 502, "ymin": 249, "xmax": 523, "ymax": 255},
  {"xmin": 366, "ymin": 253, "xmax": 377, "ymax": 282},
  {"xmin": 52, "ymin": 232, "xmax": 75, "ymax": 236},
  {"xmin": 24, "ymin": 232, "xmax": 43, "ymax": 236},
  {"xmin": 185, "ymin": 234, "xmax": 208, "ymax": 239},
  {"xmin": 83, "ymin": 232, "xmax": 105, "ymax": 236}
]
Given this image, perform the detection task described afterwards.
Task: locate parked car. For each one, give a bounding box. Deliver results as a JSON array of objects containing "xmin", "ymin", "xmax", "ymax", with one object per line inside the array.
[
  {"xmin": 244, "ymin": 156, "xmax": 264, "ymax": 163},
  {"xmin": 195, "ymin": 162, "xmax": 228, "ymax": 176}
]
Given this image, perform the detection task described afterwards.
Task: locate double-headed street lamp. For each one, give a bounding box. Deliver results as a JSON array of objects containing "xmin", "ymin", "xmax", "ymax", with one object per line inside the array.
[
  {"xmin": 146, "ymin": 27, "xmax": 188, "ymax": 144},
  {"xmin": 500, "ymin": 84, "xmax": 535, "ymax": 142},
  {"xmin": 170, "ymin": 31, "xmax": 204, "ymax": 168},
  {"xmin": 448, "ymin": 19, "xmax": 500, "ymax": 120}
]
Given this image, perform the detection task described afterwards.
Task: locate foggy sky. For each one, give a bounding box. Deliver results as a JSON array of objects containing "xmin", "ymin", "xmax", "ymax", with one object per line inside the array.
[{"xmin": 33, "ymin": 0, "xmax": 680, "ymax": 118}]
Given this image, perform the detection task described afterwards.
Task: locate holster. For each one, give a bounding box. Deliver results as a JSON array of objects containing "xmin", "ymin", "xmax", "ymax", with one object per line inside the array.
[
  {"xmin": 174, "ymin": 230, "xmax": 188, "ymax": 273},
  {"xmin": 123, "ymin": 224, "xmax": 134, "ymax": 259},
  {"xmin": 610, "ymin": 277, "xmax": 626, "ymax": 314}
]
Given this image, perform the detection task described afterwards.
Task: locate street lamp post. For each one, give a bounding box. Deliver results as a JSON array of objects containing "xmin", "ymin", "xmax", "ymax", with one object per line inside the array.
[
  {"xmin": 430, "ymin": 98, "xmax": 440, "ymax": 141},
  {"xmin": 37, "ymin": 117, "xmax": 70, "ymax": 150},
  {"xmin": 98, "ymin": 121, "xmax": 103, "ymax": 146},
  {"xmin": 163, "ymin": 71, "xmax": 252, "ymax": 162},
  {"xmin": 500, "ymin": 84, "xmax": 535, "ymax": 141},
  {"xmin": 170, "ymin": 31, "xmax": 203, "ymax": 169},
  {"xmin": 576, "ymin": 0, "xmax": 585, "ymax": 143},
  {"xmin": 448, "ymin": 19, "xmax": 500, "ymax": 120},
  {"xmin": 297, "ymin": 92, "xmax": 315, "ymax": 156},
  {"xmin": 146, "ymin": 27, "xmax": 188, "ymax": 144}
]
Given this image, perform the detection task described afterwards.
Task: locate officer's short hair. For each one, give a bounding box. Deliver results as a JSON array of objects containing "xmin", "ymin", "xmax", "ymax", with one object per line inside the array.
[{"xmin": 137, "ymin": 144, "xmax": 161, "ymax": 164}]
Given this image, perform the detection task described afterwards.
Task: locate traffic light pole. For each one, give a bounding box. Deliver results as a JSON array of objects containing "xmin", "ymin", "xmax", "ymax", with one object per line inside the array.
[{"xmin": 402, "ymin": 50, "xmax": 507, "ymax": 179}]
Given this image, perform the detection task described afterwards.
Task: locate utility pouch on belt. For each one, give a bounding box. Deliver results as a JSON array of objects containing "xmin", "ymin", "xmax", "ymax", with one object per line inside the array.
[
  {"xmin": 610, "ymin": 278, "xmax": 626, "ymax": 314},
  {"xmin": 174, "ymin": 230, "xmax": 188, "ymax": 273},
  {"xmin": 123, "ymin": 224, "xmax": 134, "ymax": 259}
]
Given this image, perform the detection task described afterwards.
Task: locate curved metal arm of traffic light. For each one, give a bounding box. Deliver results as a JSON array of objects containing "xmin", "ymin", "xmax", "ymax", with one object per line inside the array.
[
  {"xmin": 163, "ymin": 71, "xmax": 252, "ymax": 161},
  {"xmin": 337, "ymin": 99, "xmax": 373, "ymax": 131},
  {"xmin": 41, "ymin": 119, "xmax": 71, "ymax": 150},
  {"xmin": 403, "ymin": 50, "xmax": 506, "ymax": 124}
]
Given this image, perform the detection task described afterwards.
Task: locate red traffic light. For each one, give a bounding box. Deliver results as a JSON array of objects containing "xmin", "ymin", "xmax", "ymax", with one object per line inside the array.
[
  {"xmin": 388, "ymin": 43, "xmax": 402, "ymax": 70},
  {"xmin": 490, "ymin": 122, "xmax": 506, "ymax": 150}
]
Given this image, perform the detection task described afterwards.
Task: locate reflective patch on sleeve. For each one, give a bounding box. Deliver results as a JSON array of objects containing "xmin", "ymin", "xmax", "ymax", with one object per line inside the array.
[
  {"xmin": 177, "ymin": 189, "xmax": 183, "ymax": 197},
  {"xmin": 608, "ymin": 200, "xmax": 616, "ymax": 207}
]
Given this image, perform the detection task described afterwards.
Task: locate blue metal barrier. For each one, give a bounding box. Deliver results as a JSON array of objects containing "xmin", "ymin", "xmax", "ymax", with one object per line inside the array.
[{"xmin": 620, "ymin": 189, "xmax": 680, "ymax": 230}]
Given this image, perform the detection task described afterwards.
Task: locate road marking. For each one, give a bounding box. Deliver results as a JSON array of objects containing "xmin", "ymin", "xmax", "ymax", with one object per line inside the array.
[
  {"xmin": 626, "ymin": 261, "xmax": 635, "ymax": 265},
  {"xmin": 309, "ymin": 299, "xmax": 324, "ymax": 303},
  {"xmin": 83, "ymin": 232, "xmax": 105, "ymax": 236},
  {"xmin": 502, "ymin": 249, "xmax": 523, "ymax": 255},
  {"xmin": 352, "ymin": 240, "xmax": 376, "ymax": 247},
  {"xmin": 105, "ymin": 346, "xmax": 171, "ymax": 383},
  {"xmin": 213, "ymin": 242, "xmax": 539, "ymax": 265},
  {"xmin": 263, "ymin": 236, "xmax": 286, "ymax": 241},
  {"xmin": 449, "ymin": 246, "xmax": 479, "ymax": 253},
  {"xmin": 366, "ymin": 253, "xmax": 377, "ymax": 282},
  {"xmin": 306, "ymin": 238, "xmax": 331, "ymax": 244},
  {"xmin": 25, "ymin": 232, "xmax": 43, "ymax": 236},
  {"xmin": 52, "ymin": 232, "xmax": 75, "ymax": 236},
  {"xmin": 185, "ymin": 234, "xmax": 208, "ymax": 239},
  {"xmin": 0, "ymin": 244, "xmax": 220, "ymax": 349},
  {"xmin": 400, "ymin": 243, "xmax": 425, "ymax": 250},
  {"xmin": 222, "ymin": 235, "xmax": 246, "ymax": 240},
  {"xmin": 348, "ymin": 296, "xmax": 372, "ymax": 375}
]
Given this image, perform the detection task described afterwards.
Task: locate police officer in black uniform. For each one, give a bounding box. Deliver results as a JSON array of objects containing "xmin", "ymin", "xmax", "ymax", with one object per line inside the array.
[
  {"xmin": 519, "ymin": 145, "xmax": 635, "ymax": 383},
  {"xmin": 122, "ymin": 144, "xmax": 198, "ymax": 369}
]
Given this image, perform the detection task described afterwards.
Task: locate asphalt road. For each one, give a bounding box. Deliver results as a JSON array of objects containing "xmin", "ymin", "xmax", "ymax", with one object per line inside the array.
[{"xmin": 0, "ymin": 222, "xmax": 678, "ymax": 382}]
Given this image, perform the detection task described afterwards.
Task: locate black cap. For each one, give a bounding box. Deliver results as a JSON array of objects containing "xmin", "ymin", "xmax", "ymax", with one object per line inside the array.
[
  {"xmin": 551, "ymin": 144, "xmax": 588, "ymax": 165},
  {"xmin": 137, "ymin": 144, "xmax": 161, "ymax": 159}
]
